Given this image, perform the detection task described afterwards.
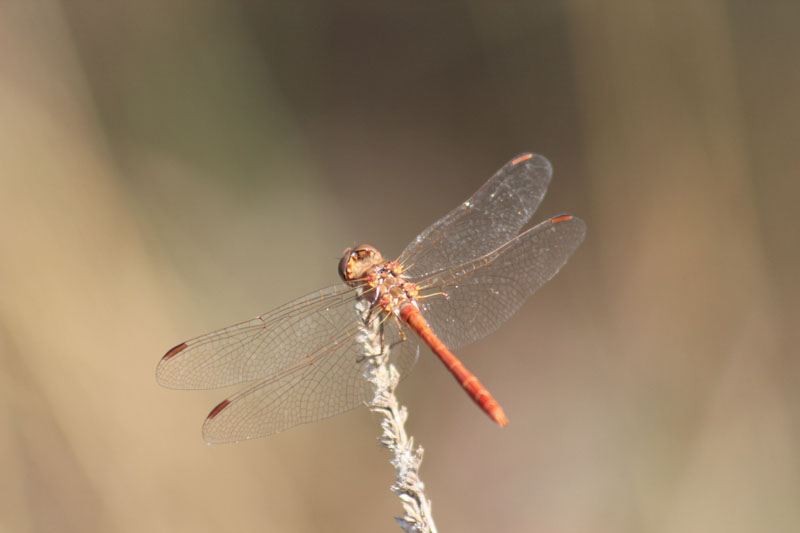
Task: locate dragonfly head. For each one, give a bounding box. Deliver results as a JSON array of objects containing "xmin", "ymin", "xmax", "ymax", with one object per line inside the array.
[{"xmin": 339, "ymin": 244, "xmax": 385, "ymax": 285}]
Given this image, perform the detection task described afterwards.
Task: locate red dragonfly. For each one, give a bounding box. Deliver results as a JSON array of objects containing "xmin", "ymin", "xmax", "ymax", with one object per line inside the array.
[{"xmin": 158, "ymin": 153, "xmax": 585, "ymax": 443}]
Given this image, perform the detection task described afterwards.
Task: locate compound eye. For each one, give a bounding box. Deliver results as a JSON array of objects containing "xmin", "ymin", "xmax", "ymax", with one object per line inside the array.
[
  {"xmin": 338, "ymin": 244, "xmax": 383, "ymax": 284},
  {"xmin": 338, "ymin": 249, "xmax": 354, "ymax": 281}
]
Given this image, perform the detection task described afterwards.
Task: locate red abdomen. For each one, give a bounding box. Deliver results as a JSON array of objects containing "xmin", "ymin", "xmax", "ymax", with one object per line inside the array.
[{"xmin": 398, "ymin": 304, "xmax": 508, "ymax": 427}]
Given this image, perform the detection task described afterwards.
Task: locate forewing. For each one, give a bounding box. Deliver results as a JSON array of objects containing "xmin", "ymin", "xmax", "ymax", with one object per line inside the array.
[
  {"xmin": 415, "ymin": 215, "xmax": 586, "ymax": 350},
  {"xmin": 157, "ymin": 284, "xmax": 362, "ymax": 389},
  {"xmin": 398, "ymin": 153, "xmax": 552, "ymax": 278}
]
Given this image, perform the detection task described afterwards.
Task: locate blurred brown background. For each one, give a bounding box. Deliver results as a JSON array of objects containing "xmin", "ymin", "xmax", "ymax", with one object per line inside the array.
[{"xmin": 1, "ymin": 1, "xmax": 798, "ymax": 532}]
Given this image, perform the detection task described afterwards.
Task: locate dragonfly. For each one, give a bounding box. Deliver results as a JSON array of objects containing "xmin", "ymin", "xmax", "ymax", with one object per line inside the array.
[{"xmin": 157, "ymin": 153, "xmax": 585, "ymax": 443}]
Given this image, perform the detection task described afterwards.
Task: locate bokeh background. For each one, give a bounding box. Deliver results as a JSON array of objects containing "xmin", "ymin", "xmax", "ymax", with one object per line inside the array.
[{"xmin": 2, "ymin": 1, "xmax": 798, "ymax": 532}]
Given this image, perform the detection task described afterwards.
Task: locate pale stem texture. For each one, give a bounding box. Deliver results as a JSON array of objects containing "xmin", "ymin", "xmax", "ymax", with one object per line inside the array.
[{"xmin": 355, "ymin": 298, "xmax": 438, "ymax": 533}]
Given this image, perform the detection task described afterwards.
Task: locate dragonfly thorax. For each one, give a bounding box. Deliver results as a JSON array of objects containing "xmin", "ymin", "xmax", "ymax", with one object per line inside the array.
[
  {"xmin": 371, "ymin": 270, "xmax": 419, "ymax": 316},
  {"xmin": 339, "ymin": 245, "xmax": 418, "ymax": 315}
]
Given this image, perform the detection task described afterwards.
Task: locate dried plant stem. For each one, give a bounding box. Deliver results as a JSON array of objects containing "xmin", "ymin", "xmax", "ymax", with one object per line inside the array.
[{"xmin": 356, "ymin": 299, "xmax": 438, "ymax": 533}]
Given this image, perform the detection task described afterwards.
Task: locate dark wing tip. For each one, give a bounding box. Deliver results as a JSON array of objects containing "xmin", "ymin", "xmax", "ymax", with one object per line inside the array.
[
  {"xmin": 207, "ymin": 398, "xmax": 231, "ymax": 420},
  {"xmin": 203, "ymin": 399, "xmax": 237, "ymax": 445},
  {"xmin": 551, "ymin": 214, "xmax": 574, "ymax": 223},
  {"xmin": 506, "ymin": 152, "xmax": 552, "ymax": 183},
  {"xmin": 510, "ymin": 153, "xmax": 534, "ymax": 166},
  {"xmin": 162, "ymin": 342, "xmax": 188, "ymax": 361},
  {"xmin": 549, "ymin": 214, "xmax": 587, "ymax": 245}
]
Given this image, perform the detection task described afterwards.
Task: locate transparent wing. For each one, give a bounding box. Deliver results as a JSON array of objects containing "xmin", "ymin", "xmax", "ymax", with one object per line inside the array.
[
  {"xmin": 157, "ymin": 284, "xmax": 364, "ymax": 389},
  {"xmin": 201, "ymin": 319, "xmax": 418, "ymax": 443},
  {"xmin": 398, "ymin": 153, "xmax": 552, "ymax": 278},
  {"xmin": 413, "ymin": 215, "xmax": 586, "ymax": 350}
]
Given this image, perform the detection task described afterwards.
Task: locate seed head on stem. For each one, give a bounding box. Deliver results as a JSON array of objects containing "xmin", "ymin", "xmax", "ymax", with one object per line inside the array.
[{"xmin": 355, "ymin": 298, "xmax": 438, "ymax": 533}]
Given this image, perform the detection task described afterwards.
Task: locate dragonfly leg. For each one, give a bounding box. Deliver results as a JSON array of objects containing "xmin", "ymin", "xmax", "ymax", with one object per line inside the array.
[
  {"xmin": 355, "ymin": 308, "xmax": 392, "ymax": 363},
  {"xmin": 415, "ymin": 289, "xmax": 450, "ymax": 302},
  {"xmin": 380, "ymin": 315, "xmax": 409, "ymax": 355},
  {"xmin": 355, "ymin": 309, "xmax": 411, "ymax": 363},
  {"xmin": 390, "ymin": 314, "xmax": 407, "ymax": 343}
]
